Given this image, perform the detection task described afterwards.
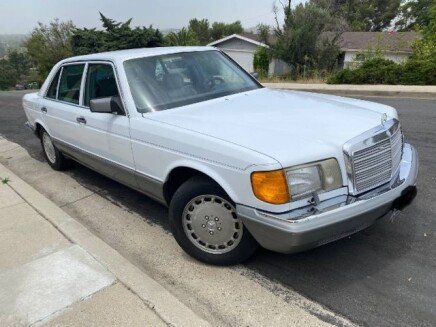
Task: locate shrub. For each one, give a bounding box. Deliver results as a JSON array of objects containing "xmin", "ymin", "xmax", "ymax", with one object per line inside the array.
[
  {"xmin": 327, "ymin": 57, "xmax": 435, "ymax": 85},
  {"xmin": 359, "ymin": 58, "xmax": 401, "ymax": 84},
  {"xmin": 253, "ymin": 47, "xmax": 270, "ymax": 77},
  {"xmin": 400, "ymin": 58, "xmax": 436, "ymax": 85},
  {"xmin": 326, "ymin": 69, "xmax": 355, "ymax": 84}
]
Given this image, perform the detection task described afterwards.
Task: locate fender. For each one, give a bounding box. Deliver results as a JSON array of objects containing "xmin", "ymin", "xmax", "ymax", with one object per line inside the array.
[
  {"xmin": 164, "ymin": 158, "xmax": 244, "ymax": 204},
  {"xmin": 33, "ymin": 118, "xmax": 50, "ymax": 137}
]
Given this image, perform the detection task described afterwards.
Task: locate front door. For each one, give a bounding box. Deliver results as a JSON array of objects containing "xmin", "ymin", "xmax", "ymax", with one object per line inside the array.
[{"xmin": 77, "ymin": 62, "xmax": 136, "ymax": 187}]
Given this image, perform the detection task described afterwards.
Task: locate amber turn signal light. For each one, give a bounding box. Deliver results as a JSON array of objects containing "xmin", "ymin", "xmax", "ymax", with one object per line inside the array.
[{"xmin": 251, "ymin": 169, "xmax": 290, "ymax": 204}]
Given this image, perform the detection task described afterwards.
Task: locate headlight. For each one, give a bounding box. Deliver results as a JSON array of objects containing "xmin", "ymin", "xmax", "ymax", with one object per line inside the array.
[{"xmin": 285, "ymin": 159, "xmax": 342, "ymax": 200}]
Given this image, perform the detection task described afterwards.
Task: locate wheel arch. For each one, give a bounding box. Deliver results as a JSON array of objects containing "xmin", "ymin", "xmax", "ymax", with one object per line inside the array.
[
  {"xmin": 33, "ymin": 119, "xmax": 49, "ymax": 138},
  {"xmin": 163, "ymin": 163, "xmax": 239, "ymax": 206}
]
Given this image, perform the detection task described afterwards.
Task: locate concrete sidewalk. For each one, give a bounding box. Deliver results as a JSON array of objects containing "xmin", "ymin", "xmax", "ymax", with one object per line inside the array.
[
  {"xmin": 0, "ymin": 163, "xmax": 209, "ymax": 326},
  {"xmin": 263, "ymin": 83, "xmax": 436, "ymax": 98}
]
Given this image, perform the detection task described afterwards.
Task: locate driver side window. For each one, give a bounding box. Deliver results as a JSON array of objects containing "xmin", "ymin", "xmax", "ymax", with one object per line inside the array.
[{"xmin": 84, "ymin": 63, "xmax": 119, "ymax": 107}]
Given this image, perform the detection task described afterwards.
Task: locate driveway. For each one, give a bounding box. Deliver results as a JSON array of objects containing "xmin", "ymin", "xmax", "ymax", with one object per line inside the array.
[{"xmin": 1, "ymin": 90, "xmax": 435, "ymax": 326}]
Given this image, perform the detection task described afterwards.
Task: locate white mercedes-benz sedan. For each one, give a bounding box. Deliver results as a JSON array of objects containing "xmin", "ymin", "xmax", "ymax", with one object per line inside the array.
[{"xmin": 22, "ymin": 47, "xmax": 418, "ymax": 265}]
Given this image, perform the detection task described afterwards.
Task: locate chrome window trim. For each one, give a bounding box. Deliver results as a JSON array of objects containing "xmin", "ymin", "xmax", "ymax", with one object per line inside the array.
[
  {"xmin": 41, "ymin": 97, "xmax": 88, "ymax": 109},
  {"xmin": 44, "ymin": 62, "xmax": 87, "ymax": 108},
  {"xmin": 79, "ymin": 62, "xmax": 88, "ymax": 106},
  {"xmin": 55, "ymin": 66, "xmax": 63, "ymax": 100},
  {"xmin": 57, "ymin": 62, "xmax": 85, "ymax": 106},
  {"xmin": 81, "ymin": 60, "xmax": 129, "ymax": 117},
  {"xmin": 42, "ymin": 60, "xmax": 129, "ymax": 116},
  {"xmin": 44, "ymin": 66, "xmax": 62, "ymax": 100},
  {"xmin": 343, "ymin": 119, "xmax": 400, "ymax": 195}
]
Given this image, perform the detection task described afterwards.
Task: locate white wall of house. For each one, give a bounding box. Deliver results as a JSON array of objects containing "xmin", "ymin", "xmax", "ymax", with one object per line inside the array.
[
  {"xmin": 343, "ymin": 50, "xmax": 411, "ymax": 69},
  {"xmin": 214, "ymin": 46, "xmax": 290, "ymax": 76},
  {"xmin": 209, "ymin": 35, "xmax": 290, "ymax": 76},
  {"xmin": 223, "ymin": 49, "xmax": 256, "ymax": 73},
  {"xmin": 213, "ymin": 39, "xmax": 258, "ymax": 73}
]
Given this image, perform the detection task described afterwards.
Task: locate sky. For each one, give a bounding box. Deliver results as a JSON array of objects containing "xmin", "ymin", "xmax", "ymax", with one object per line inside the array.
[{"xmin": 0, "ymin": 0, "xmax": 305, "ymax": 35}]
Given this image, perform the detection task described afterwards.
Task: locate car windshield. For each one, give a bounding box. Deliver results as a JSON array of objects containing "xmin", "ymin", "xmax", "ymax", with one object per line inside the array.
[{"xmin": 123, "ymin": 50, "xmax": 261, "ymax": 112}]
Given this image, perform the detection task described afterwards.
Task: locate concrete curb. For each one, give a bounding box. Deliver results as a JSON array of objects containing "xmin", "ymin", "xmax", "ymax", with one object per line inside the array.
[
  {"xmin": 263, "ymin": 83, "xmax": 436, "ymax": 99},
  {"xmin": 0, "ymin": 163, "xmax": 210, "ymax": 327}
]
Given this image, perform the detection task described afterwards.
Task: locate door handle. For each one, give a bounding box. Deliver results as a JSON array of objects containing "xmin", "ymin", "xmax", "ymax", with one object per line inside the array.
[
  {"xmin": 76, "ymin": 116, "xmax": 87, "ymax": 124},
  {"xmin": 41, "ymin": 107, "xmax": 47, "ymax": 113}
]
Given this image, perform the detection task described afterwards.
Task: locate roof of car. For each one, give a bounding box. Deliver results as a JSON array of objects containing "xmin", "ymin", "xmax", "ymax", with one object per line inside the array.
[{"xmin": 60, "ymin": 46, "xmax": 218, "ymax": 64}]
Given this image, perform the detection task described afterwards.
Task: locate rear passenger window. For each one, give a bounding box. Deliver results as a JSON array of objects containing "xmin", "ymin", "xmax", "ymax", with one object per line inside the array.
[
  {"xmin": 58, "ymin": 64, "xmax": 85, "ymax": 104},
  {"xmin": 84, "ymin": 64, "xmax": 119, "ymax": 107},
  {"xmin": 46, "ymin": 68, "xmax": 61, "ymax": 99}
]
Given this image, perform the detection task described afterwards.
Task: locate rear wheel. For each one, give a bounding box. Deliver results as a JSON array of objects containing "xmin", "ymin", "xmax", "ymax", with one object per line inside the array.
[
  {"xmin": 169, "ymin": 176, "xmax": 258, "ymax": 265},
  {"xmin": 40, "ymin": 129, "xmax": 70, "ymax": 171}
]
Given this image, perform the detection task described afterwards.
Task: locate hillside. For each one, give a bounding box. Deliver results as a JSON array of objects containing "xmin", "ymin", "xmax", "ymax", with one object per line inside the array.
[{"xmin": 0, "ymin": 34, "xmax": 27, "ymax": 57}]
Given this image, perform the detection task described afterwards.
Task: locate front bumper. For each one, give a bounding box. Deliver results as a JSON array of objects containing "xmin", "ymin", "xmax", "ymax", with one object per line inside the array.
[{"xmin": 237, "ymin": 143, "xmax": 419, "ymax": 254}]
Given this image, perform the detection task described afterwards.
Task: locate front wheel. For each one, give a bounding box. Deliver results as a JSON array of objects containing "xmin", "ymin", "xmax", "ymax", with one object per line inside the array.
[
  {"xmin": 40, "ymin": 129, "xmax": 70, "ymax": 171},
  {"xmin": 169, "ymin": 176, "xmax": 258, "ymax": 265}
]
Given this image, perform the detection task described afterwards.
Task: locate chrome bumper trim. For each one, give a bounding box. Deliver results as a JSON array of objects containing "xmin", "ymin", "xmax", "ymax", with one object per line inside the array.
[{"xmin": 237, "ymin": 143, "xmax": 418, "ymax": 253}]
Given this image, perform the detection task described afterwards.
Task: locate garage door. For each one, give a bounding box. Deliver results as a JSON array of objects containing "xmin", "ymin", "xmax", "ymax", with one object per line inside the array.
[{"xmin": 223, "ymin": 50, "xmax": 254, "ymax": 73}]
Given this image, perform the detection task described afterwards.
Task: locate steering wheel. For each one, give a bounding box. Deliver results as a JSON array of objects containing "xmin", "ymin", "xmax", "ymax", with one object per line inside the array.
[{"xmin": 206, "ymin": 76, "xmax": 225, "ymax": 90}]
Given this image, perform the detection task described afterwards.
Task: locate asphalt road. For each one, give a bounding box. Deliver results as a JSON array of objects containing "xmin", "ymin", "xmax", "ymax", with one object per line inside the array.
[{"xmin": 1, "ymin": 90, "xmax": 435, "ymax": 326}]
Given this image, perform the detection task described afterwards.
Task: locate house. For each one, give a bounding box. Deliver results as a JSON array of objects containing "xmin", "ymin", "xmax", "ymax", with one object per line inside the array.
[
  {"xmin": 207, "ymin": 34, "xmax": 287, "ymax": 76},
  {"xmin": 208, "ymin": 31, "xmax": 420, "ymax": 75},
  {"xmin": 339, "ymin": 32, "xmax": 420, "ymax": 69}
]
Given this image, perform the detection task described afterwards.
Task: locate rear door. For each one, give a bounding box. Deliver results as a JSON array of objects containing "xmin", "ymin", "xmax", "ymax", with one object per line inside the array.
[{"xmin": 40, "ymin": 63, "xmax": 86, "ymax": 146}]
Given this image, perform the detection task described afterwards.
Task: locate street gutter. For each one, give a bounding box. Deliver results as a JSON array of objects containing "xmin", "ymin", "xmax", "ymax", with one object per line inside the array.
[{"xmin": 0, "ymin": 162, "xmax": 210, "ymax": 327}]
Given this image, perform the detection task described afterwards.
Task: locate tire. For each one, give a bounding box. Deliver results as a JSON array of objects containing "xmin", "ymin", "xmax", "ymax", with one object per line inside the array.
[
  {"xmin": 169, "ymin": 175, "xmax": 258, "ymax": 265},
  {"xmin": 40, "ymin": 129, "xmax": 70, "ymax": 171}
]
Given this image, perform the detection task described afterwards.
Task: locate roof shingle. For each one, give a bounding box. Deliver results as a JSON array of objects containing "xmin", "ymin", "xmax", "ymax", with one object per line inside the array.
[
  {"xmin": 241, "ymin": 31, "xmax": 420, "ymax": 53},
  {"xmin": 339, "ymin": 32, "xmax": 420, "ymax": 53}
]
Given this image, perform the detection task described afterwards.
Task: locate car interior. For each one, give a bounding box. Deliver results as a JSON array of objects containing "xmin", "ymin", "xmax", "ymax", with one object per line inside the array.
[
  {"xmin": 84, "ymin": 64, "xmax": 119, "ymax": 106},
  {"xmin": 58, "ymin": 65, "xmax": 84, "ymax": 104}
]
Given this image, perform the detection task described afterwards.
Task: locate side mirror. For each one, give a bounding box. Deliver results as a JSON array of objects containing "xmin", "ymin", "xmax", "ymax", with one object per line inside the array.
[
  {"xmin": 90, "ymin": 96, "xmax": 124, "ymax": 115},
  {"xmin": 251, "ymin": 72, "xmax": 259, "ymax": 80}
]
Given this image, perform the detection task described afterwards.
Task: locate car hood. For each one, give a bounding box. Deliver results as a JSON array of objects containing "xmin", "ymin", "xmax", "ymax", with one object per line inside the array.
[{"xmin": 147, "ymin": 88, "xmax": 398, "ymax": 167}]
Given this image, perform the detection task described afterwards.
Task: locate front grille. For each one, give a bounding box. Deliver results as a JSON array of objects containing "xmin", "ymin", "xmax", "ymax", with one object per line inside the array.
[{"xmin": 350, "ymin": 123, "xmax": 403, "ymax": 194}]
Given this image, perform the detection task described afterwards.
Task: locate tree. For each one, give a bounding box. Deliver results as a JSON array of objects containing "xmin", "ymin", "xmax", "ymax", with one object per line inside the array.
[
  {"xmin": 0, "ymin": 59, "xmax": 16, "ymax": 90},
  {"xmin": 396, "ymin": 0, "xmax": 433, "ymax": 31},
  {"xmin": 313, "ymin": 0, "xmax": 401, "ymax": 31},
  {"xmin": 400, "ymin": 1, "xmax": 436, "ymax": 85},
  {"xmin": 256, "ymin": 24, "xmax": 271, "ymax": 45},
  {"xmin": 7, "ymin": 49, "xmax": 32, "ymax": 80},
  {"xmin": 424, "ymin": 1, "xmax": 436, "ymax": 41},
  {"xmin": 166, "ymin": 28, "xmax": 199, "ymax": 46},
  {"xmin": 404, "ymin": 1, "xmax": 436, "ymax": 62},
  {"xmin": 24, "ymin": 19, "xmax": 75, "ymax": 79},
  {"xmin": 210, "ymin": 21, "xmax": 244, "ymax": 41},
  {"xmin": 183, "ymin": 19, "xmax": 244, "ymax": 44},
  {"xmin": 72, "ymin": 13, "xmax": 165, "ymax": 55},
  {"xmin": 188, "ymin": 19, "xmax": 210, "ymax": 45},
  {"xmin": 273, "ymin": 1, "xmax": 341, "ymax": 73},
  {"xmin": 70, "ymin": 28, "xmax": 105, "ymax": 55}
]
